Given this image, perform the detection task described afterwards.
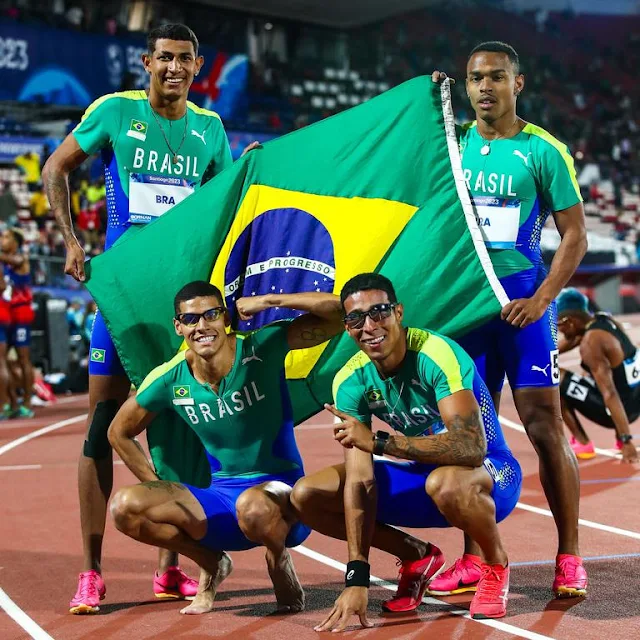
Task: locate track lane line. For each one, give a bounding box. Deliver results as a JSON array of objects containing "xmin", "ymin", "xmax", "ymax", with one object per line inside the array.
[{"xmin": 293, "ymin": 545, "xmax": 555, "ymax": 640}]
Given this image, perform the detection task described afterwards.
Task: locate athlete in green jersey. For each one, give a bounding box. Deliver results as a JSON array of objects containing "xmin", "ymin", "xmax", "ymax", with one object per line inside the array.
[
  {"xmin": 292, "ymin": 274, "xmax": 521, "ymax": 629},
  {"xmin": 42, "ymin": 24, "xmax": 247, "ymax": 614},
  {"xmin": 432, "ymin": 41, "xmax": 588, "ymax": 599},
  {"xmin": 108, "ymin": 280, "xmax": 343, "ymax": 615}
]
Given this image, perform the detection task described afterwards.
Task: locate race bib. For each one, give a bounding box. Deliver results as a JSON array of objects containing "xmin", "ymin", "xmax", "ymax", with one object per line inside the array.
[
  {"xmin": 624, "ymin": 352, "xmax": 640, "ymax": 387},
  {"xmin": 128, "ymin": 173, "xmax": 195, "ymax": 224},
  {"xmin": 472, "ymin": 196, "xmax": 521, "ymax": 250}
]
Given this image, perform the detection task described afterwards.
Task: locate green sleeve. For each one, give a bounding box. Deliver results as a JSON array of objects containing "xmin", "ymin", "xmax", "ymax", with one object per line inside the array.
[
  {"xmin": 136, "ymin": 366, "xmax": 171, "ymax": 413},
  {"xmin": 249, "ymin": 319, "xmax": 293, "ymax": 362},
  {"xmin": 417, "ymin": 333, "xmax": 475, "ymax": 403},
  {"xmin": 537, "ymin": 139, "xmax": 582, "ymax": 212},
  {"xmin": 332, "ymin": 368, "xmax": 372, "ymax": 427},
  {"xmin": 72, "ymin": 95, "xmax": 120, "ymax": 155},
  {"xmin": 202, "ymin": 119, "xmax": 233, "ymax": 184}
]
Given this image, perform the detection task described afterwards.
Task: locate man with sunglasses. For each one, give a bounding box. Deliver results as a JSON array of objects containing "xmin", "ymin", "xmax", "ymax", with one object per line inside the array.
[
  {"xmin": 108, "ymin": 280, "xmax": 343, "ymax": 614},
  {"xmin": 291, "ymin": 273, "xmax": 521, "ymax": 631}
]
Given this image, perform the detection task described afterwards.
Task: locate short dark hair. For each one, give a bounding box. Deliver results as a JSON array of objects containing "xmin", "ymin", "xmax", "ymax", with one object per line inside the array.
[
  {"xmin": 340, "ymin": 273, "xmax": 398, "ymax": 309},
  {"xmin": 174, "ymin": 281, "xmax": 224, "ymax": 315},
  {"xmin": 147, "ymin": 23, "xmax": 199, "ymax": 56},
  {"xmin": 9, "ymin": 227, "xmax": 24, "ymax": 249},
  {"xmin": 469, "ymin": 41, "xmax": 520, "ymax": 74}
]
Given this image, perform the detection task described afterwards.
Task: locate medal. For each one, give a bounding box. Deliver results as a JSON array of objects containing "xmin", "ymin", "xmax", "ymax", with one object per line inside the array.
[{"xmin": 480, "ymin": 144, "xmax": 491, "ymax": 156}]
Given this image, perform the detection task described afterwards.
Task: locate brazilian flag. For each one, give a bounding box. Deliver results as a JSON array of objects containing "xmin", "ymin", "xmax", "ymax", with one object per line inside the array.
[{"xmin": 86, "ymin": 78, "xmax": 507, "ymax": 485}]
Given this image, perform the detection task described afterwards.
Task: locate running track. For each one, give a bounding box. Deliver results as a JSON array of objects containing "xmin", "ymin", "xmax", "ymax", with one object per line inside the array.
[{"xmin": 2, "ymin": 318, "xmax": 640, "ymax": 639}]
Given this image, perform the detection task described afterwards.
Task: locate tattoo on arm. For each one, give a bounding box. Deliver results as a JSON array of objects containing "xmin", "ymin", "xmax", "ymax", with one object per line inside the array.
[
  {"xmin": 385, "ymin": 412, "xmax": 487, "ymax": 467},
  {"xmin": 44, "ymin": 170, "xmax": 76, "ymax": 242}
]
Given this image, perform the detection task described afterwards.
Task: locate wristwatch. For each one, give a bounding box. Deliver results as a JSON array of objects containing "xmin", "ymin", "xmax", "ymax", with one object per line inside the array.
[
  {"xmin": 373, "ymin": 430, "xmax": 390, "ymax": 455},
  {"xmin": 618, "ymin": 433, "xmax": 634, "ymax": 445}
]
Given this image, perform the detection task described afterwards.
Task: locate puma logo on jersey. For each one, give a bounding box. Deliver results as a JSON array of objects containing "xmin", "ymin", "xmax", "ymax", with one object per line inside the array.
[
  {"xmin": 241, "ymin": 345, "xmax": 263, "ymax": 365},
  {"xmin": 531, "ymin": 364, "xmax": 550, "ymax": 376},
  {"xmin": 513, "ymin": 150, "xmax": 532, "ymax": 166},
  {"xmin": 191, "ymin": 129, "xmax": 206, "ymax": 145}
]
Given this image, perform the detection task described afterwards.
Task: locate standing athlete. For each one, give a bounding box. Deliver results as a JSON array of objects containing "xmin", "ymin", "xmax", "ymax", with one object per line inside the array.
[
  {"xmin": 556, "ymin": 288, "xmax": 639, "ymax": 464},
  {"xmin": 431, "ymin": 40, "xmax": 588, "ymax": 598},
  {"xmin": 0, "ymin": 228, "xmax": 35, "ymax": 418},
  {"xmin": 43, "ymin": 24, "xmax": 235, "ymax": 613},
  {"xmin": 108, "ymin": 281, "xmax": 344, "ymax": 614},
  {"xmin": 291, "ymin": 274, "xmax": 522, "ymax": 630}
]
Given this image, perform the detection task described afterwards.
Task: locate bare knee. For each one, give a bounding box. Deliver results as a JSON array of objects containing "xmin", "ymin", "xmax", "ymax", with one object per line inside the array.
[
  {"xmin": 426, "ymin": 468, "xmax": 475, "ymax": 514},
  {"xmin": 236, "ymin": 490, "xmax": 280, "ymax": 542},
  {"xmin": 110, "ymin": 486, "xmax": 145, "ymax": 534},
  {"xmin": 290, "ymin": 477, "xmax": 316, "ymax": 513}
]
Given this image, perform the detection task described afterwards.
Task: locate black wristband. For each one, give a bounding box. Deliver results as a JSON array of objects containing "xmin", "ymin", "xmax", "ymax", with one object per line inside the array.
[
  {"xmin": 373, "ymin": 430, "xmax": 390, "ymax": 456},
  {"xmin": 345, "ymin": 560, "xmax": 370, "ymax": 588},
  {"xmin": 619, "ymin": 433, "xmax": 633, "ymax": 444}
]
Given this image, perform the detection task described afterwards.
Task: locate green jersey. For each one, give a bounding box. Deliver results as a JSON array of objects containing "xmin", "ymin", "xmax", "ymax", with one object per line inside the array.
[
  {"xmin": 136, "ymin": 321, "xmax": 303, "ymax": 479},
  {"xmin": 73, "ymin": 90, "xmax": 232, "ymax": 246},
  {"xmin": 333, "ymin": 327, "xmax": 509, "ymax": 453},
  {"xmin": 460, "ymin": 121, "xmax": 582, "ymax": 279}
]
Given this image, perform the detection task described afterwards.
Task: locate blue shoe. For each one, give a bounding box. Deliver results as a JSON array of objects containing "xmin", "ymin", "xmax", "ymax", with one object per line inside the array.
[{"xmin": 11, "ymin": 405, "xmax": 35, "ymax": 419}]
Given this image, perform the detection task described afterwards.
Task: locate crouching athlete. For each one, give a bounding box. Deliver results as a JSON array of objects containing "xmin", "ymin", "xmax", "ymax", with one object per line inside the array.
[
  {"xmin": 108, "ymin": 280, "xmax": 343, "ymax": 614},
  {"xmin": 291, "ymin": 273, "xmax": 522, "ymax": 630}
]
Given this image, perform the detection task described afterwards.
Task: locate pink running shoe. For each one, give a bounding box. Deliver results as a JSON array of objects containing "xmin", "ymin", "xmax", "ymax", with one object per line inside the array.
[
  {"xmin": 470, "ymin": 563, "xmax": 510, "ymax": 619},
  {"xmin": 381, "ymin": 544, "xmax": 445, "ymax": 612},
  {"xmin": 615, "ymin": 439, "xmax": 623, "ymax": 451},
  {"xmin": 427, "ymin": 553, "xmax": 483, "ymax": 596},
  {"xmin": 553, "ymin": 554, "xmax": 588, "ymax": 598},
  {"xmin": 154, "ymin": 566, "xmax": 198, "ymax": 600},
  {"xmin": 69, "ymin": 570, "xmax": 106, "ymax": 614},
  {"xmin": 570, "ymin": 436, "xmax": 596, "ymax": 460}
]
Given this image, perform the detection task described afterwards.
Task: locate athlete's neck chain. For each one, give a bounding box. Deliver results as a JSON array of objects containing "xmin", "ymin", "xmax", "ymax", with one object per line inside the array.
[
  {"xmin": 148, "ymin": 100, "xmax": 188, "ymax": 164},
  {"xmin": 383, "ymin": 379, "xmax": 405, "ymax": 414},
  {"xmin": 478, "ymin": 118, "xmax": 520, "ymax": 156}
]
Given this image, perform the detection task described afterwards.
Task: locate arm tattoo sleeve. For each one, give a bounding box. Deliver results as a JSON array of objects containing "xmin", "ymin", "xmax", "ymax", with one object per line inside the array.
[
  {"xmin": 44, "ymin": 170, "xmax": 76, "ymax": 243},
  {"xmin": 384, "ymin": 411, "xmax": 487, "ymax": 467}
]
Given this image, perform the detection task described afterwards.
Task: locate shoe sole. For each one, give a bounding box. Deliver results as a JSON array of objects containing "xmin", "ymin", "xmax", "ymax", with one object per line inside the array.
[
  {"xmin": 575, "ymin": 452, "xmax": 596, "ymax": 460},
  {"xmin": 554, "ymin": 586, "xmax": 587, "ymax": 598},
  {"xmin": 381, "ymin": 561, "xmax": 446, "ymax": 612},
  {"xmin": 471, "ymin": 611, "xmax": 507, "ymax": 619},
  {"xmin": 427, "ymin": 584, "xmax": 479, "ymax": 596},
  {"xmin": 69, "ymin": 604, "xmax": 100, "ymax": 614},
  {"xmin": 154, "ymin": 591, "xmax": 196, "ymax": 601}
]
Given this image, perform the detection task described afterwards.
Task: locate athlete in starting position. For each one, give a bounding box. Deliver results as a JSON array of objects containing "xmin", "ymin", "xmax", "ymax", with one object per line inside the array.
[
  {"xmin": 108, "ymin": 281, "xmax": 344, "ymax": 614},
  {"xmin": 557, "ymin": 288, "xmax": 639, "ymax": 464}
]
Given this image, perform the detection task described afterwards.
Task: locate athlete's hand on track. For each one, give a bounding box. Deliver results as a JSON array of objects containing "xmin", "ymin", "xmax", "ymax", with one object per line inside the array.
[
  {"xmin": 431, "ymin": 70, "xmax": 455, "ymax": 84},
  {"xmin": 325, "ymin": 404, "xmax": 374, "ymax": 453},
  {"xmin": 236, "ymin": 295, "xmax": 271, "ymax": 320},
  {"xmin": 620, "ymin": 442, "xmax": 639, "ymax": 464},
  {"xmin": 314, "ymin": 586, "xmax": 373, "ymax": 633},
  {"xmin": 241, "ymin": 141, "xmax": 261, "ymax": 157},
  {"xmin": 64, "ymin": 239, "xmax": 86, "ymax": 282},
  {"xmin": 501, "ymin": 294, "xmax": 549, "ymax": 328}
]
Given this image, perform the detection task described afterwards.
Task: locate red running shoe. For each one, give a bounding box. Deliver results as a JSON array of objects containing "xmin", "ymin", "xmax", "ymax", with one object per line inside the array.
[
  {"xmin": 154, "ymin": 566, "xmax": 198, "ymax": 600},
  {"xmin": 69, "ymin": 570, "xmax": 106, "ymax": 614},
  {"xmin": 553, "ymin": 554, "xmax": 588, "ymax": 598},
  {"xmin": 470, "ymin": 563, "xmax": 510, "ymax": 619},
  {"xmin": 427, "ymin": 553, "xmax": 483, "ymax": 595},
  {"xmin": 381, "ymin": 545, "xmax": 445, "ymax": 612}
]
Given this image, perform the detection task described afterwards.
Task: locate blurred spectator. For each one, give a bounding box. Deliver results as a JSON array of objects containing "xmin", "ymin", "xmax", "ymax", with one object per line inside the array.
[{"xmin": 14, "ymin": 152, "xmax": 41, "ymax": 193}]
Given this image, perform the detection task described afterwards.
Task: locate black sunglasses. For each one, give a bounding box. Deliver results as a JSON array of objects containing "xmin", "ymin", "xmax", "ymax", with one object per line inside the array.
[
  {"xmin": 175, "ymin": 306, "xmax": 225, "ymax": 327},
  {"xmin": 344, "ymin": 303, "xmax": 396, "ymax": 329}
]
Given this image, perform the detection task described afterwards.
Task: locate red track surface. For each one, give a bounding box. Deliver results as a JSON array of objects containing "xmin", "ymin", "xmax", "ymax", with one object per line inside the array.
[{"xmin": 2, "ymin": 320, "xmax": 640, "ymax": 639}]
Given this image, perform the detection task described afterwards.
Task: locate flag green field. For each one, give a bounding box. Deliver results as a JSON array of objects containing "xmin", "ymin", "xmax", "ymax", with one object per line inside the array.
[{"xmin": 86, "ymin": 77, "xmax": 507, "ymax": 485}]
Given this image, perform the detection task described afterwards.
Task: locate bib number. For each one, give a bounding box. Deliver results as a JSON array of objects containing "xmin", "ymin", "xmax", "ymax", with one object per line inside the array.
[
  {"xmin": 128, "ymin": 173, "xmax": 195, "ymax": 224},
  {"xmin": 472, "ymin": 196, "xmax": 521, "ymax": 250},
  {"xmin": 624, "ymin": 352, "xmax": 640, "ymax": 387}
]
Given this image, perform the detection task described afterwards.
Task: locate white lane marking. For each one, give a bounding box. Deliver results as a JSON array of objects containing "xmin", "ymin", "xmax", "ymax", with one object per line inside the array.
[
  {"xmin": 0, "ymin": 412, "xmax": 87, "ymax": 639},
  {"xmin": 0, "ymin": 588, "xmax": 55, "ymax": 639},
  {"xmin": 515, "ymin": 502, "xmax": 640, "ymax": 540},
  {"xmin": 293, "ymin": 545, "xmax": 555, "ymax": 640},
  {"xmin": 0, "ymin": 414, "xmax": 87, "ymax": 457},
  {"xmin": 0, "ymin": 464, "xmax": 42, "ymax": 471}
]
